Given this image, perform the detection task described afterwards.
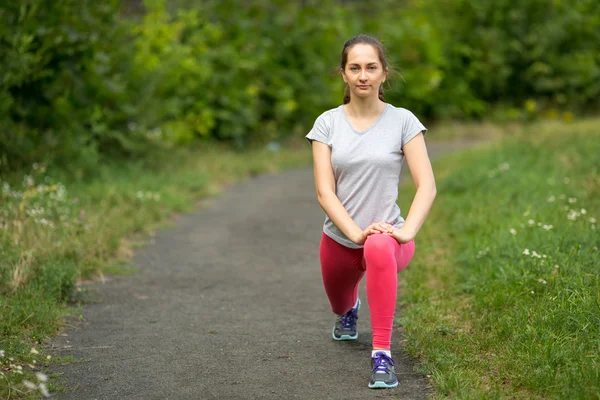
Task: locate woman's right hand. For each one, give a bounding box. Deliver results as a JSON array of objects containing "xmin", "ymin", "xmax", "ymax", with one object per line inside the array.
[{"xmin": 353, "ymin": 222, "xmax": 394, "ymax": 245}]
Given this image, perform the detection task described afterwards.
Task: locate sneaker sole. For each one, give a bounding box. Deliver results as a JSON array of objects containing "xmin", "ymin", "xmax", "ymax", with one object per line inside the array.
[
  {"xmin": 332, "ymin": 327, "xmax": 358, "ymax": 341},
  {"xmin": 368, "ymin": 380, "xmax": 398, "ymax": 389},
  {"xmin": 332, "ymin": 299, "xmax": 361, "ymax": 341}
]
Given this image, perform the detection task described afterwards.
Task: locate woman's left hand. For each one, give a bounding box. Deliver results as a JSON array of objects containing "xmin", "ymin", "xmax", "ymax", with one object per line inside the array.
[{"xmin": 386, "ymin": 227, "xmax": 415, "ymax": 244}]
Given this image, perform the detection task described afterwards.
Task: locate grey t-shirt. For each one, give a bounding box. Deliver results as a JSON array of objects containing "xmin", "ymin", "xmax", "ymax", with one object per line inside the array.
[{"xmin": 306, "ymin": 103, "xmax": 427, "ymax": 248}]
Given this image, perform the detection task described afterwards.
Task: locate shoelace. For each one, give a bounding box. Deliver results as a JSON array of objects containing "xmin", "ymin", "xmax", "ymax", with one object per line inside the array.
[
  {"xmin": 340, "ymin": 307, "xmax": 358, "ymax": 329},
  {"xmin": 372, "ymin": 353, "xmax": 395, "ymax": 373}
]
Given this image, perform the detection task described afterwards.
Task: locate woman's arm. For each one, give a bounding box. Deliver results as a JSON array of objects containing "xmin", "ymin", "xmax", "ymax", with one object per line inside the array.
[
  {"xmin": 389, "ymin": 132, "xmax": 437, "ymax": 243},
  {"xmin": 312, "ymin": 141, "xmax": 374, "ymax": 245}
]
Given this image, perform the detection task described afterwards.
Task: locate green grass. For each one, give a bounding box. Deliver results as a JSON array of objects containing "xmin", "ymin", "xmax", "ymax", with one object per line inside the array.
[
  {"xmin": 398, "ymin": 118, "xmax": 600, "ymax": 399},
  {"xmin": 0, "ymin": 140, "xmax": 312, "ymax": 399}
]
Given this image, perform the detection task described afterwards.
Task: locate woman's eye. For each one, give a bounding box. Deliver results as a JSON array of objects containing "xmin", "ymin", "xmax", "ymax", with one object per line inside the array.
[{"xmin": 350, "ymin": 67, "xmax": 359, "ymax": 71}]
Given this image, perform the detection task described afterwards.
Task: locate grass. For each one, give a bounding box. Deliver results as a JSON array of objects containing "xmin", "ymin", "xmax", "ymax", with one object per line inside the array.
[
  {"xmin": 0, "ymin": 139, "xmax": 312, "ymax": 399},
  {"xmin": 397, "ymin": 118, "xmax": 600, "ymax": 399}
]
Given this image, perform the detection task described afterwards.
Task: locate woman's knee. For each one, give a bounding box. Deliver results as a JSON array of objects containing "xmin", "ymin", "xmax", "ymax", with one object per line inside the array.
[{"xmin": 363, "ymin": 234, "xmax": 396, "ymax": 265}]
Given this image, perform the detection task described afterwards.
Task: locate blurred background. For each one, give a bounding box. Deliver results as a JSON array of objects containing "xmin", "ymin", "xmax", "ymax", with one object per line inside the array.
[{"xmin": 1, "ymin": 0, "xmax": 599, "ymax": 173}]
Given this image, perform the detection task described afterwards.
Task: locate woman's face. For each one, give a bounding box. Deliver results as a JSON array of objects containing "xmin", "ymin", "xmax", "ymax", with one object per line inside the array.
[{"xmin": 342, "ymin": 44, "xmax": 387, "ymax": 101}]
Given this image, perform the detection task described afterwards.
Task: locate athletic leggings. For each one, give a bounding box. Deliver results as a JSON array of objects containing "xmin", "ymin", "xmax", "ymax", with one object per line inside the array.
[{"xmin": 319, "ymin": 232, "xmax": 415, "ymax": 349}]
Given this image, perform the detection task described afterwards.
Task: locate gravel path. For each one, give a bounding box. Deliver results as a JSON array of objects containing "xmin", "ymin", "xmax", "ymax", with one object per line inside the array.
[{"xmin": 50, "ymin": 141, "xmax": 480, "ymax": 400}]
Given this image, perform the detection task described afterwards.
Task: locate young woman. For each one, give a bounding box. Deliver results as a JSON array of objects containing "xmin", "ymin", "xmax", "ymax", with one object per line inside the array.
[{"xmin": 306, "ymin": 34, "xmax": 436, "ymax": 389}]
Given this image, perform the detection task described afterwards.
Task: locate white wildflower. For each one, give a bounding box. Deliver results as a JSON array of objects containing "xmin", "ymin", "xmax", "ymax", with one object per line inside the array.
[
  {"xmin": 590, "ymin": 217, "xmax": 597, "ymax": 224},
  {"xmin": 546, "ymin": 195, "xmax": 556, "ymax": 203},
  {"xmin": 23, "ymin": 380, "xmax": 37, "ymax": 390},
  {"xmin": 567, "ymin": 210, "xmax": 580, "ymax": 221},
  {"xmin": 24, "ymin": 175, "xmax": 34, "ymax": 187},
  {"xmin": 476, "ymin": 247, "xmax": 490, "ymax": 259},
  {"xmin": 523, "ymin": 210, "xmax": 530, "ymax": 217},
  {"xmin": 0, "ymin": 349, "xmax": 4, "ymax": 357},
  {"xmin": 531, "ymin": 291, "xmax": 535, "ymax": 294},
  {"xmin": 543, "ymin": 224, "xmax": 553, "ymax": 231},
  {"xmin": 36, "ymin": 372, "xmax": 48, "ymax": 382},
  {"xmin": 580, "ymin": 209, "xmax": 587, "ymax": 215},
  {"xmin": 39, "ymin": 382, "xmax": 50, "ymax": 397},
  {"xmin": 537, "ymin": 222, "xmax": 542, "ymax": 226},
  {"xmin": 488, "ymin": 170, "xmax": 497, "ymax": 178},
  {"xmin": 528, "ymin": 219, "xmax": 535, "ymax": 226},
  {"xmin": 523, "ymin": 249, "xmax": 530, "ymax": 255},
  {"xmin": 498, "ymin": 162, "xmax": 510, "ymax": 171},
  {"xmin": 563, "ymin": 177, "xmax": 570, "ymax": 184},
  {"xmin": 537, "ymin": 278, "xmax": 547, "ymax": 284},
  {"xmin": 30, "ymin": 348, "xmax": 39, "ymax": 355},
  {"xmin": 554, "ymin": 265, "xmax": 559, "ymax": 269},
  {"xmin": 568, "ymin": 197, "xmax": 577, "ymax": 204},
  {"xmin": 563, "ymin": 206, "xmax": 569, "ymax": 211},
  {"xmin": 559, "ymin": 194, "xmax": 566, "ymax": 200},
  {"xmin": 509, "ymin": 228, "xmax": 517, "ymax": 235}
]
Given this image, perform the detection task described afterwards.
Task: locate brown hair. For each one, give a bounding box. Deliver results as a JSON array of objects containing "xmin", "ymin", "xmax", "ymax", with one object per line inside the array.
[{"xmin": 339, "ymin": 35, "xmax": 391, "ymax": 104}]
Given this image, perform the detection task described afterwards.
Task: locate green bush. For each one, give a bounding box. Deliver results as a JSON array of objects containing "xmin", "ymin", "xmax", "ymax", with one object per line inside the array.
[
  {"xmin": 428, "ymin": 0, "xmax": 600, "ymax": 114},
  {"xmin": 129, "ymin": 0, "xmax": 352, "ymax": 147},
  {"xmin": 1, "ymin": 0, "xmax": 599, "ymax": 172},
  {"xmin": 0, "ymin": 1, "xmax": 142, "ymax": 172}
]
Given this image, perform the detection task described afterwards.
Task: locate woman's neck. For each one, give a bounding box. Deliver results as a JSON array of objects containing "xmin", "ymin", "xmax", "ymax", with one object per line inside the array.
[{"xmin": 344, "ymin": 96, "xmax": 386, "ymax": 118}]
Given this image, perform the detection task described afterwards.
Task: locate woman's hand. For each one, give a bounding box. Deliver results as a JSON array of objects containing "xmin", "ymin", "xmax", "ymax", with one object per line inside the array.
[
  {"xmin": 352, "ymin": 222, "xmax": 395, "ymax": 245},
  {"xmin": 386, "ymin": 227, "xmax": 415, "ymax": 244}
]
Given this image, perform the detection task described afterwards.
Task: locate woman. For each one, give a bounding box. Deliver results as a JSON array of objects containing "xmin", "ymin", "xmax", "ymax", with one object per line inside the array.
[{"xmin": 306, "ymin": 34, "xmax": 436, "ymax": 389}]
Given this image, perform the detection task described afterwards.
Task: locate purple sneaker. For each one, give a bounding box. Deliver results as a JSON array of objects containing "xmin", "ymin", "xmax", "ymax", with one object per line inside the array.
[
  {"xmin": 368, "ymin": 352, "xmax": 398, "ymax": 389},
  {"xmin": 332, "ymin": 299, "xmax": 360, "ymax": 340}
]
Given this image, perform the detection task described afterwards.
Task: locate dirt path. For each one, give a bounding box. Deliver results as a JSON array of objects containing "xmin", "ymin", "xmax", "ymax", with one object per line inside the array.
[{"xmin": 50, "ymin": 141, "xmax": 480, "ymax": 400}]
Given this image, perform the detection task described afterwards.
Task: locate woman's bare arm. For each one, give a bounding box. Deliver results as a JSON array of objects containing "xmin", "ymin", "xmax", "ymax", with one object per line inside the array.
[
  {"xmin": 311, "ymin": 141, "xmax": 365, "ymax": 244},
  {"xmin": 393, "ymin": 132, "xmax": 437, "ymax": 242}
]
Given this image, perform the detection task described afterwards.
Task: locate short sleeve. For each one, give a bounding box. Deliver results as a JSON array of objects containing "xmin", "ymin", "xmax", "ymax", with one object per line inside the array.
[
  {"xmin": 402, "ymin": 111, "xmax": 427, "ymax": 149},
  {"xmin": 305, "ymin": 113, "xmax": 331, "ymax": 146}
]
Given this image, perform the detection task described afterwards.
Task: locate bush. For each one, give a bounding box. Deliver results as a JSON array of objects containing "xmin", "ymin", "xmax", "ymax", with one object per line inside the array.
[
  {"xmin": 1, "ymin": 0, "xmax": 599, "ymax": 172},
  {"xmin": 427, "ymin": 0, "xmax": 600, "ymax": 114},
  {"xmin": 0, "ymin": 1, "xmax": 143, "ymax": 172}
]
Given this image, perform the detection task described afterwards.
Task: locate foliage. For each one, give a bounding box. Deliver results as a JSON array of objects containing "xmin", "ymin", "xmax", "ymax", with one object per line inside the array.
[
  {"xmin": 427, "ymin": 0, "xmax": 600, "ymax": 115},
  {"xmin": 1, "ymin": 0, "xmax": 599, "ymax": 169},
  {"xmin": 0, "ymin": 0, "xmax": 140, "ymax": 172}
]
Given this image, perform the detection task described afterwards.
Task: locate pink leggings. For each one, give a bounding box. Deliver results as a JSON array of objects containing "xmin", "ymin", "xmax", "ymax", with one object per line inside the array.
[{"xmin": 319, "ymin": 232, "xmax": 415, "ymax": 349}]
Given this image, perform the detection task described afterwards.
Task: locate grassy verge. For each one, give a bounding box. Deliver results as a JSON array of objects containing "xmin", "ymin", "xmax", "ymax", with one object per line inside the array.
[
  {"xmin": 398, "ymin": 118, "xmax": 600, "ymax": 399},
  {"xmin": 0, "ymin": 141, "xmax": 311, "ymax": 399}
]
